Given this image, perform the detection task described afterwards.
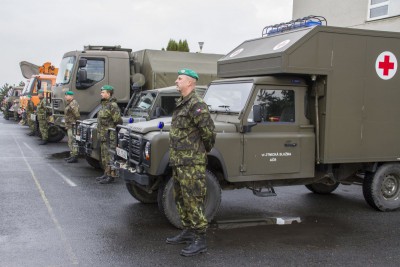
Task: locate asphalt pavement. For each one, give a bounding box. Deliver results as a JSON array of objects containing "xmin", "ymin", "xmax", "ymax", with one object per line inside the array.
[{"xmin": 1, "ymin": 116, "xmax": 399, "ymax": 267}]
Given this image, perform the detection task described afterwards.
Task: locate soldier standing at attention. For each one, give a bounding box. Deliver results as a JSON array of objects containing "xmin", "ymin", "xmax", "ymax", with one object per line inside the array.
[
  {"xmin": 37, "ymin": 89, "xmax": 49, "ymax": 145},
  {"xmin": 96, "ymin": 85, "xmax": 122, "ymax": 184},
  {"xmin": 26, "ymin": 95, "xmax": 35, "ymax": 136},
  {"xmin": 166, "ymin": 69, "xmax": 216, "ymax": 257},
  {"xmin": 64, "ymin": 91, "xmax": 80, "ymax": 163}
]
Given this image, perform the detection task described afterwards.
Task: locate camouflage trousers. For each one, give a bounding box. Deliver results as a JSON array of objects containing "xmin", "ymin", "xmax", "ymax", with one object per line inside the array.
[
  {"xmin": 100, "ymin": 141, "xmax": 117, "ymax": 177},
  {"xmin": 172, "ymin": 165, "xmax": 208, "ymax": 233},
  {"xmin": 38, "ymin": 119, "xmax": 48, "ymax": 140},
  {"xmin": 67, "ymin": 128, "xmax": 78, "ymax": 157},
  {"xmin": 27, "ymin": 114, "xmax": 34, "ymax": 132}
]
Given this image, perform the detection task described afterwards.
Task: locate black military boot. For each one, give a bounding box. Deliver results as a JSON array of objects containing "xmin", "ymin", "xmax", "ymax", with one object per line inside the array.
[
  {"xmin": 27, "ymin": 132, "xmax": 35, "ymax": 136},
  {"xmin": 39, "ymin": 140, "xmax": 48, "ymax": 145},
  {"xmin": 64, "ymin": 156, "xmax": 72, "ymax": 161},
  {"xmin": 180, "ymin": 233, "xmax": 207, "ymax": 257},
  {"xmin": 66, "ymin": 156, "xmax": 78, "ymax": 163},
  {"xmin": 166, "ymin": 229, "xmax": 195, "ymax": 245},
  {"xmin": 96, "ymin": 174, "xmax": 107, "ymax": 181},
  {"xmin": 99, "ymin": 176, "xmax": 114, "ymax": 184}
]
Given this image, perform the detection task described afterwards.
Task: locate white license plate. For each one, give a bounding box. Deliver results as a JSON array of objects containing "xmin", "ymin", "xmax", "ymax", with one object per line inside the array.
[
  {"xmin": 75, "ymin": 135, "xmax": 81, "ymax": 141},
  {"xmin": 116, "ymin": 147, "xmax": 128, "ymax": 159},
  {"xmin": 31, "ymin": 114, "xmax": 36, "ymax": 121}
]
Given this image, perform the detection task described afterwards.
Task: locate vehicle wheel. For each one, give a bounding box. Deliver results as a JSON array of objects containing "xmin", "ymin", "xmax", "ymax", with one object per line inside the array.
[
  {"xmin": 126, "ymin": 183, "xmax": 158, "ymax": 204},
  {"xmin": 48, "ymin": 125, "xmax": 65, "ymax": 142},
  {"xmin": 85, "ymin": 156, "xmax": 102, "ymax": 169},
  {"xmin": 305, "ymin": 182, "xmax": 339, "ymax": 194},
  {"xmin": 158, "ymin": 169, "xmax": 222, "ymax": 229},
  {"xmin": 363, "ymin": 164, "xmax": 400, "ymax": 211}
]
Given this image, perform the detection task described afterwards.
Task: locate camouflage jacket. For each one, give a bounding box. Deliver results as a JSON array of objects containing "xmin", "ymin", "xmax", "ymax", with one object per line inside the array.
[
  {"xmin": 169, "ymin": 90, "xmax": 216, "ymax": 166},
  {"xmin": 26, "ymin": 100, "xmax": 34, "ymax": 115},
  {"xmin": 36, "ymin": 98, "xmax": 47, "ymax": 120},
  {"xmin": 97, "ymin": 97, "xmax": 122, "ymax": 142},
  {"xmin": 64, "ymin": 99, "xmax": 80, "ymax": 129}
]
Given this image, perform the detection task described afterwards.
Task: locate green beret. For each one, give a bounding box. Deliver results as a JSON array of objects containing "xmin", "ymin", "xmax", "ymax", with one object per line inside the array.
[
  {"xmin": 27, "ymin": 94, "xmax": 32, "ymax": 98},
  {"xmin": 65, "ymin": 91, "xmax": 74, "ymax": 95},
  {"xmin": 38, "ymin": 89, "xmax": 44, "ymax": 93},
  {"xmin": 178, "ymin": 68, "xmax": 199, "ymax": 80},
  {"xmin": 101, "ymin": 85, "xmax": 114, "ymax": 91}
]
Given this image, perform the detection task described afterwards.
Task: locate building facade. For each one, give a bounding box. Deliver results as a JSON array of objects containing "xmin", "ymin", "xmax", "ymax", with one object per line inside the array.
[{"xmin": 293, "ymin": 0, "xmax": 400, "ymax": 32}]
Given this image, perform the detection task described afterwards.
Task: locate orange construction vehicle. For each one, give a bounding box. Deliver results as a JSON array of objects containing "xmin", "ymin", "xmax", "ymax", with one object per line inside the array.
[{"xmin": 19, "ymin": 61, "xmax": 58, "ymax": 109}]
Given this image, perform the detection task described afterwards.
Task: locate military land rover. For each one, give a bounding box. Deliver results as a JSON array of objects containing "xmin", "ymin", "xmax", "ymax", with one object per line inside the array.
[{"xmin": 112, "ymin": 16, "xmax": 400, "ymax": 227}]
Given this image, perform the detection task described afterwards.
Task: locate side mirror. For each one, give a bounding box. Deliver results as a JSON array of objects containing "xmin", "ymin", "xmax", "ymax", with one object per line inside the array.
[
  {"xmin": 37, "ymin": 80, "xmax": 42, "ymax": 90},
  {"xmin": 78, "ymin": 58, "xmax": 87, "ymax": 68},
  {"xmin": 253, "ymin": 105, "xmax": 262, "ymax": 123},
  {"xmin": 78, "ymin": 69, "xmax": 87, "ymax": 82}
]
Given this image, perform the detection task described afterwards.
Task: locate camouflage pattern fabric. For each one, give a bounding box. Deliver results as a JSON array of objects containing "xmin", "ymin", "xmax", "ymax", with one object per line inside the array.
[
  {"xmin": 64, "ymin": 99, "xmax": 80, "ymax": 129},
  {"xmin": 169, "ymin": 90, "xmax": 215, "ymax": 233},
  {"xmin": 173, "ymin": 165, "xmax": 208, "ymax": 232},
  {"xmin": 65, "ymin": 99, "xmax": 80, "ymax": 157},
  {"xmin": 26, "ymin": 100, "xmax": 35, "ymax": 132},
  {"xmin": 97, "ymin": 97, "xmax": 122, "ymax": 142},
  {"xmin": 169, "ymin": 90, "xmax": 216, "ymax": 166},
  {"xmin": 37, "ymin": 98, "xmax": 48, "ymax": 141},
  {"xmin": 67, "ymin": 128, "xmax": 78, "ymax": 157},
  {"xmin": 97, "ymin": 97, "xmax": 122, "ymax": 175}
]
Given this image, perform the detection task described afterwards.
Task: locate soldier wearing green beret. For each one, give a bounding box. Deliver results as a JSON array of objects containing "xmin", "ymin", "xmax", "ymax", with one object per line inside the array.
[
  {"xmin": 96, "ymin": 85, "xmax": 122, "ymax": 184},
  {"xmin": 166, "ymin": 69, "xmax": 216, "ymax": 257},
  {"xmin": 26, "ymin": 95, "xmax": 36, "ymax": 136},
  {"xmin": 64, "ymin": 91, "xmax": 80, "ymax": 163},
  {"xmin": 37, "ymin": 89, "xmax": 49, "ymax": 145}
]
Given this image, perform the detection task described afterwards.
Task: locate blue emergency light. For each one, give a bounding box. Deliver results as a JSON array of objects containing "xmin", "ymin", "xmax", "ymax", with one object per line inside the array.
[{"xmin": 262, "ymin": 15, "xmax": 327, "ymax": 37}]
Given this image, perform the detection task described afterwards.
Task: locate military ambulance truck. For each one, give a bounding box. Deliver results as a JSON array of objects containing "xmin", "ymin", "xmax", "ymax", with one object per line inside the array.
[
  {"xmin": 112, "ymin": 19, "xmax": 400, "ymax": 228},
  {"xmin": 76, "ymin": 85, "xmax": 206, "ymax": 169},
  {"xmin": 50, "ymin": 46, "xmax": 222, "ymax": 142}
]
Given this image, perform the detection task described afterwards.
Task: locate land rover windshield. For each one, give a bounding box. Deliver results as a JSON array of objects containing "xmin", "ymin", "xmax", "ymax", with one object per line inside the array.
[
  {"xmin": 203, "ymin": 82, "xmax": 252, "ymax": 113},
  {"xmin": 56, "ymin": 56, "xmax": 76, "ymax": 85}
]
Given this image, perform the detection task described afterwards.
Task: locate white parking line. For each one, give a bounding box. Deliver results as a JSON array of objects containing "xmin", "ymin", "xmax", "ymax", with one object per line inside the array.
[{"xmin": 15, "ymin": 138, "xmax": 79, "ymax": 265}]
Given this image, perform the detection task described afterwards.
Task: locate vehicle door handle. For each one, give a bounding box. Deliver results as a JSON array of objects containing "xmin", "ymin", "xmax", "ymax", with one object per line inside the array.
[{"xmin": 284, "ymin": 143, "xmax": 297, "ymax": 147}]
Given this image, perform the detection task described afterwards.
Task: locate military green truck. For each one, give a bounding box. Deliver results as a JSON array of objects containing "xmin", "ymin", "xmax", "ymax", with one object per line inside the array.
[
  {"xmin": 50, "ymin": 46, "xmax": 222, "ymax": 142},
  {"xmin": 112, "ymin": 18, "xmax": 400, "ymax": 228},
  {"xmin": 76, "ymin": 85, "xmax": 206, "ymax": 169},
  {"xmin": 2, "ymin": 86, "xmax": 23, "ymax": 120}
]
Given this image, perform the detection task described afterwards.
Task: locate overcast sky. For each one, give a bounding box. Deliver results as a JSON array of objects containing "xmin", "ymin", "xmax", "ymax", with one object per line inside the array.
[{"xmin": 0, "ymin": 0, "xmax": 293, "ymax": 87}]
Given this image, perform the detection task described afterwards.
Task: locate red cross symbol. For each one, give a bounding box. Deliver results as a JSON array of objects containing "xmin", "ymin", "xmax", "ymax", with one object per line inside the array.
[{"xmin": 378, "ymin": 55, "xmax": 395, "ymax": 76}]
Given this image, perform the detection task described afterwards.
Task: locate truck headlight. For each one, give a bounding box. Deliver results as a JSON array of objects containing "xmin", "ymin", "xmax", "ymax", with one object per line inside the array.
[{"xmin": 144, "ymin": 141, "xmax": 151, "ymax": 161}]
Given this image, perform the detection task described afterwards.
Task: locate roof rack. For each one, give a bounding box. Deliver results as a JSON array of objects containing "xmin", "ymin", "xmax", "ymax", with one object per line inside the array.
[
  {"xmin": 262, "ymin": 15, "xmax": 327, "ymax": 37},
  {"xmin": 83, "ymin": 45, "xmax": 132, "ymax": 53}
]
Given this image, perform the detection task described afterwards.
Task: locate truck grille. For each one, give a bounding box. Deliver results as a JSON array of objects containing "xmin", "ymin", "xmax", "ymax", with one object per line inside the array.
[
  {"xmin": 53, "ymin": 99, "xmax": 62, "ymax": 109},
  {"xmin": 78, "ymin": 124, "xmax": 91, "ymax": 142},
  {"xmin": 127, "ymin": 133, "xmax": 142, "ymax": 163}
]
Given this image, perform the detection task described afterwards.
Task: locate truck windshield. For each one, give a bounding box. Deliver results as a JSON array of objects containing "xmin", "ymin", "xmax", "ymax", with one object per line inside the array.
[
  {"xmin": 204, "ymin": 82, "xmax": 253, "ymax": 113},
  {"xmin": 21, "ymin": 80, "xmax": 31, "ymax": 95},
  {"xmin": 56, "ymin": 56, "xmax": 76, "ymax": 85}
]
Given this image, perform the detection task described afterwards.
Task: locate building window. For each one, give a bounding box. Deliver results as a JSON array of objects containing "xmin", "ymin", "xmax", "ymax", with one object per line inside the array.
[{"xmin": 368, "ymin": 0, "xmax": 400, "ymax": 20}]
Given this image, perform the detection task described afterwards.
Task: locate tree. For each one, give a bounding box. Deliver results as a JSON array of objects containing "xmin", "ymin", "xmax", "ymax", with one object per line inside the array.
[
  {"xmin": 0, "ymin": 83, "xmax": 12, "ymax": 104},
  {"xmin": 164, "ymin": 39, "xmax": 190, "ymax": 52}
]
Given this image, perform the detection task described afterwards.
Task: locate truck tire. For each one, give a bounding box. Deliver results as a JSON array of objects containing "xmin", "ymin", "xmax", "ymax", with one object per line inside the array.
[
  {"xmin": 158, "ymin": 169, "xmax": 221, "ymax": 229},
  {"xmin": 363, "ymin": 164, "xmax": 400, "ymax": 211},
  {"xmin": 85, "ymin": 156, "xmax": 102, "ymax": 169},
  {"xmin": 126, "ymin": 183, "xmax": 158, "ymax": 204},
  {"xmin": 48, "ymin": 125, "xmax": 65, "ymax": 143},
  {"xmin": 305, "ymin": 182, "xmax": 339, "ymax": 194}
]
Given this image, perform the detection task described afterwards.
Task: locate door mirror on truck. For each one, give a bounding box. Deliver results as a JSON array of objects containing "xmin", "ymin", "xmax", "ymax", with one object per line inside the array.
[
  {"xmin": 78, "ymin": 58, "xmax": 87, "ymax": 68},
  {"xmin": 253, "ymin": 105, "xmax": 262, "ymax": 123},
  {"xmin": 77, "ymin": 69, "xmax": 87, "ymax": 83}
]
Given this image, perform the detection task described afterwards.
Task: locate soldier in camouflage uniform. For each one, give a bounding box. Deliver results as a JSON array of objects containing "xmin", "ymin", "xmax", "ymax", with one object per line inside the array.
[
  {"xmin": 37, "ymin": 89, "xmax": 49, "ymax": 145},
  {"xmin": 26, "ymin": 95, "xmax": 36, "ymax": 136},
  {"xmin": 166, "ymin": 69, "xmax": 216, "ymax": 257},
  {"xmin": 64, "ymin": 91, "xmax": 80, "ymax": 163},
  {"xmin": 96, "ymin": 85, "xmax": 122, "ymax": 184}
]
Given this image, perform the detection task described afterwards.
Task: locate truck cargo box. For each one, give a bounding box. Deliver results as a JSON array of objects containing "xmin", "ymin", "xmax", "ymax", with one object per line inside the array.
[
  {"xmin": 133, "ymin": 49, "xmax": 222, "ymax": 90},
  {"xmin": 219, "ymin": 26, "xmax": 400, "ymax": 164}
]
